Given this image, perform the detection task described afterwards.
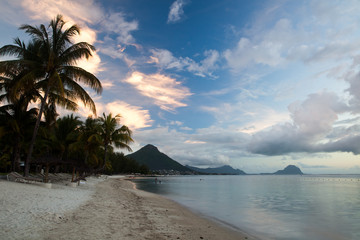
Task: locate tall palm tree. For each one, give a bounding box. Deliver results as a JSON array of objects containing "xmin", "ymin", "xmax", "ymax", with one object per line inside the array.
[
  {"xmin": 98, "ymin": 113, "xmax": 133, "ymax": 170},
  {"xmin": 0, "ymin": 15, "xmax": 102, "ymax": 176}
]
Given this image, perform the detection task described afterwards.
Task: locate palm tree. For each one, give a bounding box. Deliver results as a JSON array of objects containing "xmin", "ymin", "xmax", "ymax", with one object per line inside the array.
[
  {"xmin": 72, "ymin": 117, "xmax": 102, "ymax": 170},
  {"xmin": 98, "ymin": 113, "xmax": 133, "ymax": 170},
  {"xmin": 0, "ymin": 99, "xmax": 37, "ymax": 171},
  {"xmin": 55, "ymin": 114, "xmax": 82, "ymax": 161},
  {"xmin": 0, "ymin": 15, "xmax": 102, "ymax": 176}
]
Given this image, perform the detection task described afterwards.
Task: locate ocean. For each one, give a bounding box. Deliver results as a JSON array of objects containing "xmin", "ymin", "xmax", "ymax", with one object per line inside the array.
[{"xmin": 133, "ymin": 175, "xmax": 360, "ymax": 240}]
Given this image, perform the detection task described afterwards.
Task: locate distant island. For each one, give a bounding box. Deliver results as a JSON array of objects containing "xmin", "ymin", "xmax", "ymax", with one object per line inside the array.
[
  {"xmin": 274, "ymin": 165, "xmax": 303, "ymax": 175},
  {"xmin": 186, "ymin": 165, "xmax": 246, "ymax": 175},
  {"xmin": 261, "ymin": 165, "xmax": 303, "ymax": 175}
]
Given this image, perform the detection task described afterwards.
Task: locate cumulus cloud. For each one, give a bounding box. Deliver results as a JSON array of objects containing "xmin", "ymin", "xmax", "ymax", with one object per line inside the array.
[
  {"xmin": 124, "ymin": 71, "xmax": 192, "ymax": 112},
  {"xmin": 149, "ymin": 48, "xmax": 219, "ymax": 77},
  {"xmin": 167, "ymin": 0, "xmax": 189, "ymax": 23},
  {"xmin": 248, "ymin": 91, "xmax": 356, "ymax": 155}
]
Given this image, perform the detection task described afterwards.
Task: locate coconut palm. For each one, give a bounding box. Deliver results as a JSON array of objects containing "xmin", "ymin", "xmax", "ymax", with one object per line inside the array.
[
  {"xmin": 55, "ymin": 114, "xmax": 82, "ymax": 161},
  {"xmin": 72, "ymin": 117, "xmax": 102, "ymax": 169},
  {"xmin": 0, "ymin": 99, "xmax": 37, "ymax": 171},
  {"xmin": 98, "ymin": 113, "xmax": 133, "ymax": 170},
  {"xmin": 0, "ymin": 15, "xmax": 102, "ymax": 176}
]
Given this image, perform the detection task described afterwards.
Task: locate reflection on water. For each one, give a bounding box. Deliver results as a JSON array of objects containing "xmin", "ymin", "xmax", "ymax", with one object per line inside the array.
[{"xmin": 133, "ymin": 175, "xmax": 360, "ymax": 240}]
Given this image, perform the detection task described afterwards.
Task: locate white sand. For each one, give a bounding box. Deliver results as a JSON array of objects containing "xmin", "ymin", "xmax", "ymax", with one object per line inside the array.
[
  {"xmin": 0, "ymin": 176, "xmax": 257, "ymax": 240},
  {"xmin": 0, "ymin": 176, "xmax": 106, "ymax": 240}
]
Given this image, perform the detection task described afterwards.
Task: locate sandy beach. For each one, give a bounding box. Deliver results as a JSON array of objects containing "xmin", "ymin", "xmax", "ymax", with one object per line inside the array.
[{"xmin": 0, "ymin": 176, "xmax": 256, "ymax": 240}]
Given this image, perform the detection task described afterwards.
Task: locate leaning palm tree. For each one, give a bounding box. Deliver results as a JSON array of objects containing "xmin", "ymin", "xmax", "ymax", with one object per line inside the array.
[
  {"xmin": 0, "ymin": 15, "xmax": 102, "ymax": 176},
  {"xmin": 98, "ymin": 113, "xmax": 133, "ymax": 170}
]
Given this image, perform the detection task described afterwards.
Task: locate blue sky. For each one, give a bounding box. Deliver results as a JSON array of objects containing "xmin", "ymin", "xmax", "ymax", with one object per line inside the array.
[{"xmin": 1, "ymin": 0, "xmax": 360, "ymax": 173}]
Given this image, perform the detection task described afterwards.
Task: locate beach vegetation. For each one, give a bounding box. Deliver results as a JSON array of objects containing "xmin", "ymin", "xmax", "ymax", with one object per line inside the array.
[
  {"xmin": 97, "ymin": 113, "xmax": 133, "ymax": 171},
  {"xmin": 106, "ymin": 152, "xmax": 149, "ymax": 175},
  {"xmin": 0, "ymin": 15, "xmax": 144, "ymax": 177},
  {"xmin": 0, "ymin": 14, "xmax": 102, "ymax": 176}
]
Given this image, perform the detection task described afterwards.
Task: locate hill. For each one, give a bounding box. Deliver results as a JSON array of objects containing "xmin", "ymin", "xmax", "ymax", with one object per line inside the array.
[
  {"xmin": 126, "ymin": 144, "xmax": 190, "ymax": 172},
  {"xmin": 274, "ymin": 165, "xmax": 303, "ymax": 175},
  {"xmin": 186, "ymin": 165, "xmax": 246, "ymax": 175}
]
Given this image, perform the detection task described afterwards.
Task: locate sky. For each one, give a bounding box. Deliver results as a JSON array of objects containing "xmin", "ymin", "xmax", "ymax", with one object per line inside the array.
[{"xmin": 1, "ymin": 0, "xmax": 360, "ymax": 174}]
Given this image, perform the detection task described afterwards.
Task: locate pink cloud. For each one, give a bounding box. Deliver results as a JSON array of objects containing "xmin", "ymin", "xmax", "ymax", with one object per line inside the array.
[{"xmin": 124, "ymin": 71, "xmax": 192, "ymax": 112}]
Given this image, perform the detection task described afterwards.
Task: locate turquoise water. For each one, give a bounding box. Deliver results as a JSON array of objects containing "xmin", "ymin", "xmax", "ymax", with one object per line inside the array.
[{"xmin": 134, "ymin": 175, "xmax": 360, "ymax": 240}]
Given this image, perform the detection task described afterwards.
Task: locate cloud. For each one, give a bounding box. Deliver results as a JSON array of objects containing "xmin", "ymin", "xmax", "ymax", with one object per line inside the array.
[
  {"xmin": 100, "ymin": 80, "xmax": 115, "ymax": 89},
  {"xmin": 343, "ymin": 58, "xmax": 360, "ymax": 114},
  {"xmin": 96, "ymin": 13, "xmax": 139, "ymax": 65},
  {"xmin": 58, "ymin": 99, "xmax": 152, "ymax": 130},
  {"xmin": 224, "ymin": 18, "xmax": 294, "ymax": 71},
  {"xmin": 105, "ymin": 101, "xmax": 153, "ymax": 130},
  {"xmin": 57, "ymin": 95, "xmax": 105, "ymax": 119},
  {"xmin": 224, "ymin": 1, "xmax": 360, "ymax": 72},
  {"xmin": 1, "ymin": 0, "xmax": 104, "ymax": 74},
  {"xmin": 20, "ymin": 0, "xmax": 103, "ymax": 24},
  {"xmin": 124, "ymin": 71, "xmax": 192, "ymax": 112},
  {"xmin": 149, "ymin": 48, "xmax": 219, "ymax": 77},
  {"xmin": 297, "ymin": 163, "xmax": 329, "ymax": 169},
  {"xmin": 133, "ymin": 126, "xmax": 250, "ymax": 167},
  {"xmin": 201, "ymin": 101, "xmax": 290, "ymax": 133},
  {"xmin": 98, "ymin": 39, "xmax": 136, "ymax": 67},
  {"xmin": 1, "ymin": 0, "xmax": 140, "ymax": 71},
  {"xmin": 248, "ymin": 91, "xmax": 354, "ymax": 155},
  {"xmin": 100, "ymin": 12, "xmax": 139, "ymax": 48},
  {"xmin": 167, "ymin": 0, "xmax": 189, "ymax": 23}
]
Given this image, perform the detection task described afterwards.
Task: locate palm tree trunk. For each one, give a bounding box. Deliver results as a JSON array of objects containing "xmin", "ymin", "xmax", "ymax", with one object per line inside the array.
[
  {"xmin": 72, "ymin": 166, "xmax": 75, "ymax": 182},
  {"xmin": 24, "ymin": 81, "xmax": 51, "ymax": 177},
  {"xmin": 102, "ymin": 144, "xmax": 108, "ymax": 170},
  {"xmin": 11, "ymin": 138, "xmax": 21, "ymax": 172},
  {"xmin": 44, "ymin": 163, "xmax": 50, "ymax": 183}
]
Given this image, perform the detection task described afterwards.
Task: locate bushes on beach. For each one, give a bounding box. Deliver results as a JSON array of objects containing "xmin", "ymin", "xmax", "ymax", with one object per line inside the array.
[{"xmin": 106, "ymin": 152, "xmax": 149, "ymax": 175}]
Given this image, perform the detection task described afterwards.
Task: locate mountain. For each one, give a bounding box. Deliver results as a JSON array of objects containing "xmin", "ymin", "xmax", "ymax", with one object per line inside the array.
[
  {"xmin": 126, "ymin": 144, "xmax": 190, "ymax": 172},
  {"xmin": 274, "ymin": 165, "xmax": 303, "ymax": 175},
  {"xmin": 186, "ymin": 165, "xmax": 246, "ymax": 175}
]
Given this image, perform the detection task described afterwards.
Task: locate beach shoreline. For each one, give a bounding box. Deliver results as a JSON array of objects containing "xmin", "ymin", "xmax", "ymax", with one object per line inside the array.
[{"xmin": 0, "ymin": 176, "xmax": 257, "ymax": 240}]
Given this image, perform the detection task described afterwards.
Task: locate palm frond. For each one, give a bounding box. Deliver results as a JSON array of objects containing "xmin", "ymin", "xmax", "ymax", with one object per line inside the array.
[
  {"xmin": 60, "ymin": 74, "xmax": 97, "ymax": 114},
  {"xmin": 60, "ymin": 42, "xmax": 95, "ymax": 64},
  {"xmin": 61, "ymin": 66, "xmax": 102, "ymax": 94},
  {"xmin": 0, "ymin": 44, "xmax": 25, "ymax": 58},
  {"xmin": 19, "ymin": 24, "xmax": 46, "ymax": 43}
]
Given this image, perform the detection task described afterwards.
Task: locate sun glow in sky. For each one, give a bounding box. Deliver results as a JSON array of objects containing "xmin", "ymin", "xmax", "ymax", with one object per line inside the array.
[{"xmin": 2, "ymin": 0, "xmax": 360, "ymax": 173}]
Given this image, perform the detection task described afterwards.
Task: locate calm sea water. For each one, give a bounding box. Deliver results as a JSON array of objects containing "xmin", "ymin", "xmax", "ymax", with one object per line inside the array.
[{"xmin": 133, "ymin": 175, "xmax": 360, "ymax": 240}]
